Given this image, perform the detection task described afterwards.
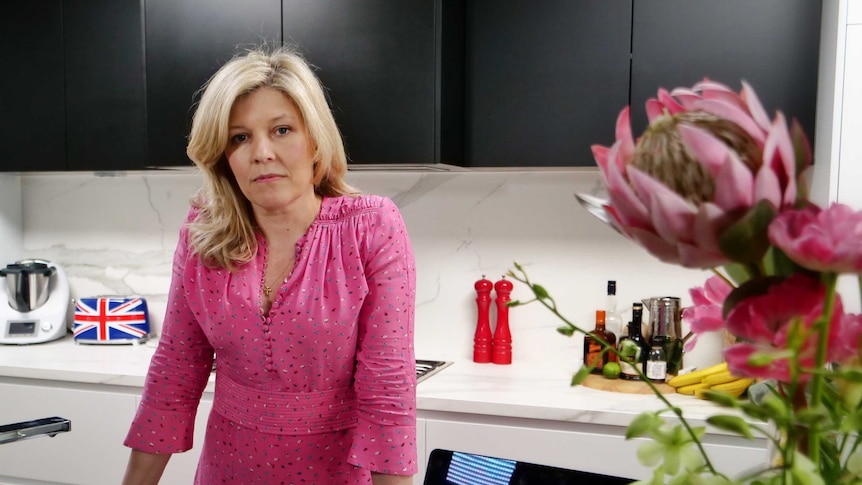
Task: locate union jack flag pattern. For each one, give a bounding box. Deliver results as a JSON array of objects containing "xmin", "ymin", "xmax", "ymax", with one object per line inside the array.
[{"xmin": 73, "ymin": 297, "xmax": 150, "ymax": 344}]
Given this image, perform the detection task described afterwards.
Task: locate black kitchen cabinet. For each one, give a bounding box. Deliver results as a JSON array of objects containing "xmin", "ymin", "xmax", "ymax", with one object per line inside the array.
[
  {"xmin": 282, "ymin": 0, "xmax": 442, "ymax": 165},
  {"xmin": 630, "ymin": 0, "xmax": 822, "ymax": 142},
  {"xmin": 0, "ymin": 0, "xmax": 146, "ymax": 172},
  {"xmin": 0, "ymin": 1, "xmax": 65, "ymax": 172},
  {"xmin": 463, "ymin": 0, "xmax": 633, "ymax": 167},
  {"xmin": 145, "ymin": 0, "xmax": 282, "ymax": 167},
  {"xmin": 64, "ymin": 0, "xmax": 147, "ymax": 171}
]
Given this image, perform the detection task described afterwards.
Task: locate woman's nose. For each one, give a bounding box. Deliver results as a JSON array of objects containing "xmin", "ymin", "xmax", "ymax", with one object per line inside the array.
[{"xmin": 252, "ymin": 137, "xmax": 275, "ymax": 163}]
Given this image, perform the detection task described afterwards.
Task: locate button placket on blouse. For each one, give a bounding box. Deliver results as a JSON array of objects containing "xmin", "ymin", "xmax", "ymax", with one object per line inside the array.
[{"xmin": 262, "ymin": 309, "xmax": 275, "ymax": 371}]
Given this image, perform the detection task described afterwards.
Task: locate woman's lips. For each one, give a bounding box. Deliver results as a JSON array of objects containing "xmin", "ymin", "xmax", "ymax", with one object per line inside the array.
[{"xmin": 253, "ymin": 174, "xmax": 284, "ymax": 182}]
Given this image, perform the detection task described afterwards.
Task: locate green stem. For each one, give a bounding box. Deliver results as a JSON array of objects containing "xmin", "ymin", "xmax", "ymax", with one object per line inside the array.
[
  {"xmin": 710, "ymin": 267, "xmax": 736, "ymax": 288},
  {"xmin": 808, "ymin": 272, "xmax": 839, "ymax": 468}
]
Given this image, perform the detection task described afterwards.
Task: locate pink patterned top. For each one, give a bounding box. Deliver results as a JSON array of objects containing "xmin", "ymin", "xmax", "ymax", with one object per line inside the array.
[{"xmin": 124, "ymin": 195, "xmax": 417, "ymax": 483}]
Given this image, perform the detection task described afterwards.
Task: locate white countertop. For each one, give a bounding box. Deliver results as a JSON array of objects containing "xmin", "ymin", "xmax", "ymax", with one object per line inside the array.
[{"xmin": 0, "ymin": 335, "xmax": 750, "ymax": 433}]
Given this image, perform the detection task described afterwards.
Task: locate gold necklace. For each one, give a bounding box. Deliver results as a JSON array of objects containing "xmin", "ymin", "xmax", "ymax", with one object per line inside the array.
[{"xmin": 263, "ymin": 258, "xmax": 293, "ymax": 298}]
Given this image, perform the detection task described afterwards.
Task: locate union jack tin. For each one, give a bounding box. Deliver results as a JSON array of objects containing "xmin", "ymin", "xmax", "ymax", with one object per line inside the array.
[{"xmin": 73, "ymin": 297, "xmax": 150, "ymax": 344}]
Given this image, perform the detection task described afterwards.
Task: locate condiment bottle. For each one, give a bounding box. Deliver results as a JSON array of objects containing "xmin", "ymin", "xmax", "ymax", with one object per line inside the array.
[
  {"xmin": 491, "ymin": 276, "xmax": 513, "ymax": 365},
  {"xmin": 473, "ymin": 275, "xmax": 493, "ymax": 363}
]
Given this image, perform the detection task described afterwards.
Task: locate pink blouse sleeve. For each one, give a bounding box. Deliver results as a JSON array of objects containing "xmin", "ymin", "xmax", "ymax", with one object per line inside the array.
[
  {"xmin": 348, "ymin": 197, "xmax": 418, "ymax": 475},
  {"xmin": 124, "ymin": 209, "xmax": 214, "ymax": 454}
]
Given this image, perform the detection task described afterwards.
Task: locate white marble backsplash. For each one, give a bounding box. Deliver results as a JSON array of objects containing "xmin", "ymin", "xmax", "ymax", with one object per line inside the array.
[{"xmin": 4, "ymin": 168, "xmax": 734, "ymax": 372}]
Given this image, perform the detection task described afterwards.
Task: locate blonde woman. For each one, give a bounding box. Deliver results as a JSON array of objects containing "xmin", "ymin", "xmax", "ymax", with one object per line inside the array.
[{"xmin": 122, "ymin": 48, "xmax": 417, "ymax": 485}]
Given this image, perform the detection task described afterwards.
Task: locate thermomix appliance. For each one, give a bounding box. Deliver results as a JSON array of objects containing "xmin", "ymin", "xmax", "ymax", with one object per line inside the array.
[{"xmin": 0, "ymin": 259, "xmax": 71, "ymax": 344}]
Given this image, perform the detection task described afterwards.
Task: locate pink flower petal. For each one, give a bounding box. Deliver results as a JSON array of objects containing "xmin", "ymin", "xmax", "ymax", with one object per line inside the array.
[
  {"xmin": 615, "ymin": 107, "xmax": 636, "ymax": 162},
  {"xmin": 627, "ymin": 167, "xmax": 697, "ymax": 243},
  {"xmin": 676, "ymin": 124, "xmax": 733, "ymax": 178},
  {"xmin": 627, "ymin": 227, "xmax": 684, "ymax": 265},
  {"xmin": 656, "ymin": 88, "xmax": 685, "ymax": 114},
  {"xmin": 645, "ymin": 99, "xmax": 665, "ymax": 122},
  {"xmin": 740, "ymin": 80, "xmax": 771, "ymax": 132},
  {"xmin": 713, "ymin": 150, "xmax": 754, "ymax": 212},
  {"xmin": 695, "ymin": 98, "xmax": 767, "ymax": 146},
  {"xmin": 762, "ymin": 114, "xmax": 797, "ymax": 206},
  {"xmin": 753, "ymin": 163, "xmax": 782, "ymax": 209},
  {"xmin": 676, "ymin": 242, "xmax": 728, "ymax": 268},
  {"xmin": 692, "ymin": 203, "xmax": 727, "ymax": 253}
]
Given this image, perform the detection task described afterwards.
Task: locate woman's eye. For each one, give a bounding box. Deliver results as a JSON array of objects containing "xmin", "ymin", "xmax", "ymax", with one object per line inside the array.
[
  {"xmin": 276, "ymin": 127, "xmax": 290, "ymax": 135},
  {"xmin": 230, "ymin": 134, "xmax": 247, "ymax": 144}
]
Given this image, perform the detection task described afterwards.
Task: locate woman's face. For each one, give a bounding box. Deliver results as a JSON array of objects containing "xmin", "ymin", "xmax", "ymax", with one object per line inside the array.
[{"xmin": 224, "ymin": 86, "xmax": 317, "ymax": 214}]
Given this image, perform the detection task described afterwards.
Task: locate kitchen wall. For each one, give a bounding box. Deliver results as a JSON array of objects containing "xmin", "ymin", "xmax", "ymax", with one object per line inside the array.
[{"xmin": 5, "ymin": 168, "xmax": 731, "ymax": 374}]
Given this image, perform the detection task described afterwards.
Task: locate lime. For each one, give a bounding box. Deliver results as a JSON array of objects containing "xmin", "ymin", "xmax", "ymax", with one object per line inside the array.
[{"xmin": 603, "ymin": 362, "xmax": 621, "ymax": 380}]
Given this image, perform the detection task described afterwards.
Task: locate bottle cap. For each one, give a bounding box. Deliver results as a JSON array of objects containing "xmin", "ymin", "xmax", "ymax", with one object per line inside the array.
[
  {"xmin": 607, "ymin": 280, "xmax": 616, "ymax": 295},
  {"xmin": 596, "ymin": 310, "xmax": 606, "ymax": 323}
]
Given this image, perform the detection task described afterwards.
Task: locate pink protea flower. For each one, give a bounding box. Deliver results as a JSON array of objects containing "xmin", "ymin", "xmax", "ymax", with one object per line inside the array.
[
  {"xmin": 769, "ymin": 203, "xmax": 862, "ymax": 274},
  {"xmin": 722, "ymin": 274, "xmax": 851, "ymax": 382},
  {"xmin": 682, "ymin": 275, "xmax": 734, "ymax": 351},
  {"xmin": 592, "ymin": 80, "xmax": 812, "ymax": 268}
]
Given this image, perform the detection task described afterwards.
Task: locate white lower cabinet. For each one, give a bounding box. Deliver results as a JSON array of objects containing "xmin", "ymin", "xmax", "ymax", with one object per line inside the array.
[
  {"xmin": 0, "ymin": 380, "xmax": 138, "ymax": 485},
  {"xmin": 420, "ymin": 412, "xmax": 770, "ymax": 482}
]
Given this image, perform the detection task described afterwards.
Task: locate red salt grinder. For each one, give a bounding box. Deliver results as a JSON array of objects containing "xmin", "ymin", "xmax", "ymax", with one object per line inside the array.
[
  {"xmin": 492, "ymin": 275, "xmax": 514, "ymax": 365},
  {"xmin": 473, "ymin": 275, "xmax": 494, "ymax": 363}
]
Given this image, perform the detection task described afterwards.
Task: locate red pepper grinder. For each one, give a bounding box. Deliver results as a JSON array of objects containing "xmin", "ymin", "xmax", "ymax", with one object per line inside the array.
[
  {"xmin": 492, "ymin": 275, "xmax": 513, "ymax": 365},
  {"xmin": 473, "ymin": 275, "xmax": 494, "ymax": 363}
]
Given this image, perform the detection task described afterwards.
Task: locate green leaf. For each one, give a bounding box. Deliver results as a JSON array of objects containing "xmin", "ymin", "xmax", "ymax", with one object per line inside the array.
[
  {"xmin": 531, "ymin": 283, "xmax": 549, "ymax": 299},
  {"xmin": 795, "ymin": 405, "xmax": 830, "ymax": 426},
  {"xmin": 762, "ymin": 394, "xmax": 790, "ymax": 421},
  {"xmin": 763, "ymin": 245, "xmax": 801, "ymax": 277},
  {"xmin": 840, "ymin": 409, "xmax": 862, "ymax": 433},
  {"xmin": 840, "ymin": 368, "xmax": 862, "ymax": 383},
  {"xmin": 844, "ymin": 382, "xmax": 862, "ymax": 410},
  {"xmin": 718, "ymin": 199, "xmax": 776, "ymax": 264},
  {"xmin": 722, "ymin": 263, "xmax": 753, "ymax": 286},
  {"xmin": 847, "ymin": 447, "xmax": 862, "ymax": 477},
  {"xmin": 706, "ymin": 414, "xmax": 754, "ymax": 439},
  {"xmin": 626, "ymin": 412, "xmax": 663, "ymax": 439},
  {"xmin": 739, "ymin": 402, "xmax": 772, "ymax": 421},
  {"xmin": 700, "ymin": 390, "xmax": 741, "ymax": 408},
  {"xmin": 556, "ymin": 326, "xmax": 575, "ymax": 337},
  {"xmin": 570, "ymin": 366, "xmax": 591, "ymax": 386}
]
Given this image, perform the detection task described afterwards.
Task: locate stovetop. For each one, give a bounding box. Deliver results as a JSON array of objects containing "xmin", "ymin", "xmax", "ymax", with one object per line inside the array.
[{"xmin": 416, "ymin": 359, "xmax": 452, "ymax": 384}]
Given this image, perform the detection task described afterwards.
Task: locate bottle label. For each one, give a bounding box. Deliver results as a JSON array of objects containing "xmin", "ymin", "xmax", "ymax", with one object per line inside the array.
[
  {"xmin": 620, "ymin": 361, "xmax": 640, "ymax": 377},
  {"xmin": 646, "ymin": 360, "xmax": 667, "ymax": 380}
]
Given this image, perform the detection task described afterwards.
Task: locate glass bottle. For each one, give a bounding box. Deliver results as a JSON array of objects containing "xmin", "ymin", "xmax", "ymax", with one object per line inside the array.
[
  {"xmin": 645, "ymin": 342, "xmax": 668, "ymax": 382},
  {"xmin": 618, "ymin": 303, "xmax": 649, "ymax": 381},
  {"xmin": 583, "ymin": 310, "xmax": 616, "ymax": 374},
  {"xmin": 605, "ymin": 280, "xmax": 622, "ymax": 340}
]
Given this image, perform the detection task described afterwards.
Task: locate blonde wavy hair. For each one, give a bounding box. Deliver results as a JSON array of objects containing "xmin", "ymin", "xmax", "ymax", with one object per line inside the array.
[{"xmin": 185, "ymin": 47, "xmax": 359, "ymax": 270}]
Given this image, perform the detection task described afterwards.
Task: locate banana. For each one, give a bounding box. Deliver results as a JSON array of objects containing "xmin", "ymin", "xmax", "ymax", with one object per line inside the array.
[
  {"xmin": 702, "ymin": 370, "xmax": 740, "ymax": 386},
  {"xmin": 696, "ymin": 378, "xmax": 753, "ymax": 399},
  {"xmin": 676, "ymin": 381, "xmax": 711, "ymax": 395},
  {"xmin": 667, "ymin": 362, "xmax": 729, "ymax": 388},
  {"xmin": 711, "ymin": 377, "xmax": 754, "ymax": 393}
]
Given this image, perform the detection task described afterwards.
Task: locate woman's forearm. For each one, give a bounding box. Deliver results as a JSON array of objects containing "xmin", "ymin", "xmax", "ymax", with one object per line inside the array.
[
  {"xmin": 121, "ymin": 449, "xmax": 172, "ymax": 485},
  {"xmin": 371, "ymin": 472, "xmax": 415, "ymax": 485}
]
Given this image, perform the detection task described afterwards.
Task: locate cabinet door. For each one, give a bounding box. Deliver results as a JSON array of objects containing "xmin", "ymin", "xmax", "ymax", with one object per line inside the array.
[
  {"xmin": 464, "ymin": 1, "xmax": 632, "ymax": 167},
  {"xmin": 64, "ymin": 0, "xmax": 147, "ymax": 171},
  {"xmin": 0, "ymin": 1, "xmax": 65, "ymax": 172},
  {"xmin": 0, "ymin": 381, "xmax": 138, "ymax": 485},
  {"xmin": 630, "ymin": 0, "xmax": 822, "ymax": 138},
  {"xmin": 282, "ymin": 0, "xmax": 438, "ymax": 165},
  {"xmin": 145, "ymin": 0, "xmax": 282, "ymax": 167}
]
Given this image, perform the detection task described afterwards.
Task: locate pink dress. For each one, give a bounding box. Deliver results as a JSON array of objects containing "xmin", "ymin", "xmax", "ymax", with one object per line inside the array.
[{"xmin": 124, "ymin": 195, "xmax": 418, "ymax": 484}]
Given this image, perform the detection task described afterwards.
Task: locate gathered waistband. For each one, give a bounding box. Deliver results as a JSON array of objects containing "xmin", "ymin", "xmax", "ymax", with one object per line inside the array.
[{"xmin": 212, "ymin": 372, "xmax": 358, "ymax": 435}]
